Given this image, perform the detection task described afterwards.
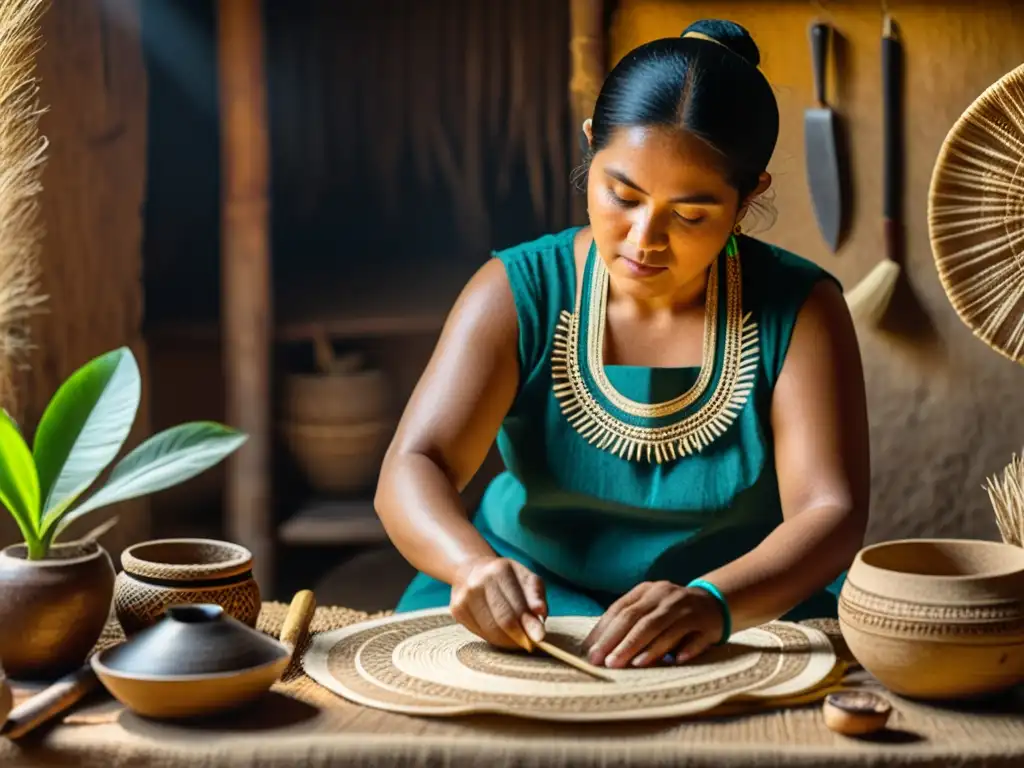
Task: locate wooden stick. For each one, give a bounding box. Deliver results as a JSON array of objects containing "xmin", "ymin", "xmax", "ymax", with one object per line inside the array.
[
  {"xmin": 215, "ymin": 0, "xmax": 273, "ymax": 590},
  {"xmin": 535, "ymin": 640, "xmax": 616, "ymax": 682},
  {"xmin": 0, "ymin": 665, "xmax": 100, "ymax": 740},
  {"xmin": 279, "ymin": 590, "xmax": 317, "ymax": 656}
]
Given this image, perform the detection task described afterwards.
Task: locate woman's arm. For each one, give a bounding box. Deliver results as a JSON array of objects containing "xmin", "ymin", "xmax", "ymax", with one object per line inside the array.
[
  {"xmin": 374, "ymin": 258, "xmax": 549, "ymax": 650},
  {"xmin": 699, "ymin": 277, "xmax": 871, "ymax": 629},
  {"xmin": 374, "ymin": 258, "xmax": 519, "ymax": 584}
]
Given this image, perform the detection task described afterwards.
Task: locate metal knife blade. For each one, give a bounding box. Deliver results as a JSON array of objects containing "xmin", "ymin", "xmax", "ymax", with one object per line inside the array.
[{"xmin": 804, "ymin": 22, "xmax": 843, "ymax": 252}]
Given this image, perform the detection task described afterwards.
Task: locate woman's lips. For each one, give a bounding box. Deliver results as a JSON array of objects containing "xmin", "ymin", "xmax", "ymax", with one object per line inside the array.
[{"xmin": 618, "ymin": 255, "xmax": 667, "ymax": 278}]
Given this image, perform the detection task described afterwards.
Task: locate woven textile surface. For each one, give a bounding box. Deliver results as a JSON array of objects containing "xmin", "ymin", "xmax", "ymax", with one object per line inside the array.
[{"xmin": 3, "ymin": 602, "xmax": 1024, "ymax": 767}]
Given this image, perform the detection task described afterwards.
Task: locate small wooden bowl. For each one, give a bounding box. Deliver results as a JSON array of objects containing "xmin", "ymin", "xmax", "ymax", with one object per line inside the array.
[
  {"xmin": 823, "ymin": 691, "xmax": 892, "ymax": 736},
  {"xmin": 91, "ymin": 604, "xmax": 289, "ymax": 720}
]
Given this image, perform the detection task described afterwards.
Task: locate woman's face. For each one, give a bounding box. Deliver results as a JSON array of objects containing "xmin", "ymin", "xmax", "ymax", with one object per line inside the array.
[{"xmin": 585, "ymin": 124, "xmax": 766, "ymax": 301}]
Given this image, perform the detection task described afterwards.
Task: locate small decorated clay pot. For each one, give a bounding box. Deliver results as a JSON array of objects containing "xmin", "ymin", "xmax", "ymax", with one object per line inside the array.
[
  {"xmin": 114, "ymin": 539, "xmax": 261, "ymax": 635},
  {"xmin": 0, "ymin": 541, "xmax": 115, "ymax": 681}
]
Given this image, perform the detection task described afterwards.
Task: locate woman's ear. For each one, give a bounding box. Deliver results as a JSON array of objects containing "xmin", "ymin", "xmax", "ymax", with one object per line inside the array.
[
  {"xmin": 752, "ymin": 172, "xmax": 772, "ymax": 197},
  {"xmin": 582, "ymin": 118, "xmax": 594, "ymax": 149},
  {"xmin": 738, "ymin": 172, "xmax": 773, "ymax": 223}
]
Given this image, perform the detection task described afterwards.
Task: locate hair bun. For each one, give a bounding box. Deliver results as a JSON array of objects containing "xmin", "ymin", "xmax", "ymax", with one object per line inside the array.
[{"xmin": 681, "ymin": 19, "xmax": 760, "ymax": 67}]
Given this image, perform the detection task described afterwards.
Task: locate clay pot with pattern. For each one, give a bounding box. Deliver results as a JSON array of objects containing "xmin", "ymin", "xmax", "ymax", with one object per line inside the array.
[
  {"xmin": 0, "ymin": 540, "xmax": 116, "ymax": 681},
  {"xmin": 839, "ymin": 538, "xmax": 1024, "ymax": 699},
  {"xmin": 114, "ymin": 539, "xmax": 261, "ymax": 636}
]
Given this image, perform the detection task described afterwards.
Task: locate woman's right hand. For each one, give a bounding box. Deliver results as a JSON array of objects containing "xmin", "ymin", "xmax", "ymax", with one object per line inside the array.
[{"xmin": 450, "ymin": 556, "xmax": 548, "ymax": 650}]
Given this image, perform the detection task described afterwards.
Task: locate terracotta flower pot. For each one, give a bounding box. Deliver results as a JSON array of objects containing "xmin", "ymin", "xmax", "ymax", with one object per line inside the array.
[
  {"xmin": 113, "ymin": 539, "xmax": 261, "ymax": 635},
  {"xmin": 839, "ymin": 538, "xmax": 1024, "ymax": 700},
  {"xmin": 0, "ymin": 541, "xmax": 116, "ymax": 682}
]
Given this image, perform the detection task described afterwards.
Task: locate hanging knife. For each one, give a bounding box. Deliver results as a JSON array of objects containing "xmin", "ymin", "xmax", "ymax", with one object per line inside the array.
[{"xmin": 804, "ymin": 22, "xmax": 844, "ymax": 252}]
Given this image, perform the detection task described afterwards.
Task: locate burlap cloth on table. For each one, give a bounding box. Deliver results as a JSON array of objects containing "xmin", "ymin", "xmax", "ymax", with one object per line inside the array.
[{"xmin": 4, "ymin": 602, "xmax": 1024, "ymax": 768}]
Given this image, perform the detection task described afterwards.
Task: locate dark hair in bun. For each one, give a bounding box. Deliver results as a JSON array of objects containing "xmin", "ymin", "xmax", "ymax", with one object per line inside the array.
[{"xmin": 586, "ymin": 19, "xmax": 778, "ymax": 202}]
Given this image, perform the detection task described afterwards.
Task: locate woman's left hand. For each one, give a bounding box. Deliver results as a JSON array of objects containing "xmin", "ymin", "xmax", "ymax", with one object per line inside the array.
[{"xmin": 582, "ymin": 581, "xmax": 724, "ymax": 668}]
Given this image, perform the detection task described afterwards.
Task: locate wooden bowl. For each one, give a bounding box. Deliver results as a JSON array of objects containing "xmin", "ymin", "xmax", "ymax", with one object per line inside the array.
[
  {"xmin": 839, "ymin": 538, "xmax": 1024, "ymax": 699},
  {"xmin": 279, "ymin": 419, "xmax": 394, "ymax": 494},
  {"xmin": 91, "ymin": 604, "xmax": 288, "ymax": 719},
  {"xmin": 282, "ymin": 369, "xmax": 391, "ymax": 425},
  {"xmin": 822, "ymin": 691, "xmax": 891, "ymax": 736},
  {"xmin": 114, "ymin": 539, "xmax": 261, "ymax": 635}
]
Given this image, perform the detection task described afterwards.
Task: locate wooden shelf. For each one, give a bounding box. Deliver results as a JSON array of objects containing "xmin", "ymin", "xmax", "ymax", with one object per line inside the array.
[
  {"xmin": 277, "ymin": 497, "xmax": 388, "ymax": 546},
  {"xmin": 145, "ymin": 259, "xmax": 481, "ymax": 344}
]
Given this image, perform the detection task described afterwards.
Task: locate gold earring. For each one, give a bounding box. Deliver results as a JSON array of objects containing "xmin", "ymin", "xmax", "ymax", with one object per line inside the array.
[{"xmin": 733, "ymin": 223, "xmax": 742, "ymax": 235}]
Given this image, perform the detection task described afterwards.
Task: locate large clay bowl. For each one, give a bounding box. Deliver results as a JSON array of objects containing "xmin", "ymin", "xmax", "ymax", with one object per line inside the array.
[
  {"xmin": 0, "ymin": 541, "xmax": 115, "ymax": 681},
  {"xmin": 114, "ymin": 539, "xmax": 261, "ymax": 635},
  {"xmin": 839, "ymin": 538, "xmax": 1024, "ymax": 699},
  {"xmin": 91, "ymin": 604, "xmax": 289, "ymax": 719},
  {"xmin": 279, "ymin": 419, "xmax": 394, "ymax": 494},
  {"xmin": 282, "ymin": 368, "xmax": 391, "ymax": 425}
]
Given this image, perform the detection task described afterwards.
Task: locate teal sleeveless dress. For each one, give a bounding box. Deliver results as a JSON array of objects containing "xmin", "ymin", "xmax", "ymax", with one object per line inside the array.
[{"xmin": 396, "ymin": 227, "xmax": 845, "ymax": 620}]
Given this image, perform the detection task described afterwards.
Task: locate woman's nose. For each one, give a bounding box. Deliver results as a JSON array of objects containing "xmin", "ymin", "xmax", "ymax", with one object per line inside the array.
[{"xmin": 627, "ymin": 212, "xmax": 669, "ymax": 251}]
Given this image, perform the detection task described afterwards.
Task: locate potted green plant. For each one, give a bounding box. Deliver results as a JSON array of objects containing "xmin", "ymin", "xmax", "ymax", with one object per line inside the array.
[{"xmin": 0, "ymin": 346, "xmax": 247, "ymax": 681}]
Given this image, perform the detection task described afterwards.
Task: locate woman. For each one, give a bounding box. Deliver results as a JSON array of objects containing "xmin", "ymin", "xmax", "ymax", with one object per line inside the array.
[{"xmin": 374, "ymin": 19, "xmax": 869, "ymax": 670}]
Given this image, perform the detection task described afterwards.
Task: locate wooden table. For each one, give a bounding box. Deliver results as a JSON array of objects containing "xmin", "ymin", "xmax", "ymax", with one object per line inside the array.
[{"xmin": 3, "ymin": 603, "xmax": 1024, "ymax": 767}]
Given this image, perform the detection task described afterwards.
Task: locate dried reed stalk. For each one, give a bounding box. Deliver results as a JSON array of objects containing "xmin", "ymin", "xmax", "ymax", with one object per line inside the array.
[
  {"xmin": 985, "ymin": 451, "xmax": 1024, "ymax": 548},
  {"xmin": 0, "ymin": 0, "xmax": 49, "ymax": 413}
]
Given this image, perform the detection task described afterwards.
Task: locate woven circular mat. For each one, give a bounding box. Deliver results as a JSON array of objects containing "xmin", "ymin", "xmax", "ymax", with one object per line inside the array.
[
  {"xmin": 302, "ymin": 607, "xmax": 838, "ymax": 723},
  {"xmin": 929, "ymin": 62, "xmax": 1024, "ymax": 364}
]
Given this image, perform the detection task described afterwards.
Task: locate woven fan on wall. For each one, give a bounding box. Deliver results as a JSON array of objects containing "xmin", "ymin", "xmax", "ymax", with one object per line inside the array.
[{"xmin": 928, "ymin": 63, "xmax": 1024, "ymax": 364}]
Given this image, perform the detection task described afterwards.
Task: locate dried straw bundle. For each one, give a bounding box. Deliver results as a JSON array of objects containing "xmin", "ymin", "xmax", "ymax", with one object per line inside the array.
[
  {"xmin": 0, "ymin": 0, "xmax": 48, "ymax": 410},
  {"xmin": 928, "ymin": 63, "xmax": 1024, "ymax": 364},
  {"xmin": 985, "ymin": 451, "xmax": 1024, "ymax": 548}
]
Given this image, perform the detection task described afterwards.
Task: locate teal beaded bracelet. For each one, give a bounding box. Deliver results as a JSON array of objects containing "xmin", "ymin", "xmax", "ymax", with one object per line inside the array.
[{"xmin": 687, "ymin": 578, "xmax": 732, "ymax": 645}]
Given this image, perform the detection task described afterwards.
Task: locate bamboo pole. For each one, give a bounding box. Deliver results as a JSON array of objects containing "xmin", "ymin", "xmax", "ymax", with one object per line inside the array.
[
  {"xmin": 568, "ymin": 0, "xmax": 605, "ymax": 224},
  {"xmin": 215, "ymin": 0, "xmax": 273, "ymax": 589}
]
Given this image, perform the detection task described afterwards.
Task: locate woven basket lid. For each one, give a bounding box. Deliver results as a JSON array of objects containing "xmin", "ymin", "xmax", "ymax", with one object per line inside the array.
[
  {"xmin": 301, "ymin": 608, "xmax": 838, "ymax": 722},
  {"xmin": 928, "ymin": 63, "xmax": 1024, "ymax": 364}
]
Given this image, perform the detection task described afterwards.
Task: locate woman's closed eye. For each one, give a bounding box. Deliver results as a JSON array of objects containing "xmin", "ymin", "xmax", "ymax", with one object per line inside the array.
[
  {"xmin": 606, "ymin": 186, "xmax": 640, "ymax": 208},
  {"xmin": 674, "ymin": 210, "xmax": 706, "ymax": 225}
]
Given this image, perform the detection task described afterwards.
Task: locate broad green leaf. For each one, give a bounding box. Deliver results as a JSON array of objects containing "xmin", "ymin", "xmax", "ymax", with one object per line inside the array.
[
  {"xmin": 0, "ymin": 408, "xmax": 41, "ymax": 546},
  {"xmin": 34, "ymin": 347, "xmax": 141, "ymax": 524},
  {"xmin": 52, "ymin": 422, "xmax": 247, "ymax": 538}
]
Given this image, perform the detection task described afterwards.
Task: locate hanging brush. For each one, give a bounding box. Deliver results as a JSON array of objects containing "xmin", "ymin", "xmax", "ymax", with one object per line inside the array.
[
  {"xmin": 846, "ymin": 14, "xmax": 902, "ymax": 324},
  {"xmin": 984, "ymin": 451, "xmax": 1024, "ymax": 548}
]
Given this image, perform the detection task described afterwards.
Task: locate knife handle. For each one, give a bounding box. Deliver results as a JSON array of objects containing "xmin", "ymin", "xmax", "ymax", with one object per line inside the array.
[
  {"xmin": 882, "ymin": 15, "xmax": 902, "ymax": 222},
  {"xmin": 810, "ymin": 22, "xmax": 830, "ymax": 106}
]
